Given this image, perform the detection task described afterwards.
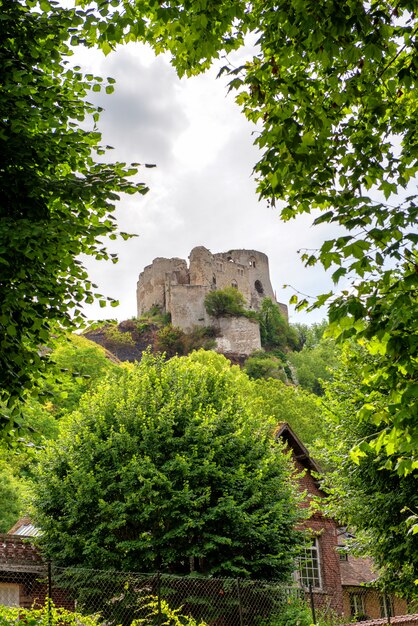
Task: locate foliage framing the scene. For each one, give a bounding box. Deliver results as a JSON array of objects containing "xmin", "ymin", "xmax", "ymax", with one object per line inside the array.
[
  {"xmin": 70, "ymin": 0, "xmax": 418, "ymax": 472},
  {"xmin": 33, "ymin": 350, "xmax": 303, "ymax": 579},
  {"xmin": 0, "ymin": 0, "xmax": 148, "ymax": 433},
  {"xmin": 315, "ymin": 344, "xmax": 418, "ymax": 593}
]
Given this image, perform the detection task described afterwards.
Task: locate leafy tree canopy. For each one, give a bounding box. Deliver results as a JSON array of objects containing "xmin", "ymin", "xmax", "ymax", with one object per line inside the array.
[
  {"xmin": 0, "ymin": 0, "xmax": 148, "ymax": 434},
  {"xmin": 0, "ymin": 334, "xmax": 121, "ymax": 531},
  {"xmin": 258, "ymin": 298, "xmax": 299, "ymax": 351},
  {"xmin": 72, "ymin": 0, "xmax": 418, "ymax": 472},
  {"xmin": 251, "ymin": 378, "xmax": 322, "ymax": 448},
  {"xmin": 315, "ymin": 344, "xmax": 418, "ymax": 595},
  {"xmin": 244, "ymin": 351, "xmax": 289, "ymax": 383},
  {"xmin": 288, "ymin": 336, "xmax": 340, "ymax": 396},
  {"xmin": 2, "ymin": 334, "xmax": 120, "ymax": 443},
  {"xmin": 0, "ymin": 456, "xmax": 27, "ymax": 532},
  {"xmin": 291, "ymin": 320, "xmax": 328, "ymax": 351},
  {"xmin": 32, "ymin": 350, "xmax": 303, "ymax": 579}
]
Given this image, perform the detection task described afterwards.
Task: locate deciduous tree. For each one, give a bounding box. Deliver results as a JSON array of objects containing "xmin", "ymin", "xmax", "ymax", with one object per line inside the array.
[
  {"xmin": 33, "ymin": 351, "xmax": 303, "ymax": 579},
  {"xmin": 0, "ymin": 0, "xmax": 148, "ymax": 434}
]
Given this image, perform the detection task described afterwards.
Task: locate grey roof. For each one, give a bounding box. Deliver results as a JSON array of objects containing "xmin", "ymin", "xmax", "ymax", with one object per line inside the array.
[{"xmin": 12, "ymin": 523, "xmax": 41, "ymax": 537}]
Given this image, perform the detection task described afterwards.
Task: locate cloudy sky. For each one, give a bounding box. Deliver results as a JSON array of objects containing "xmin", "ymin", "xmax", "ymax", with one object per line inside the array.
[{"xmin": 75, "ymin": 42, "xmax": 337, "ymax": 325}]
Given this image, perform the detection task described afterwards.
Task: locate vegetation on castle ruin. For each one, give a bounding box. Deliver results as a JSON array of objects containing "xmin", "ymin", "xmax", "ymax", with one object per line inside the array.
[{"xmin": 204, "ymin": 287, "xmax": 248, "ymax": 318}]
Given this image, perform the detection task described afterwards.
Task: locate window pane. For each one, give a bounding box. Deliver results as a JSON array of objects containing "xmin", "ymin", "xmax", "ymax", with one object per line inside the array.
[
  {"xmin": 0, "ymin": 584, "xmax": 19, "ymax": 607},
  {"xmin": 298, "ymin": 538, "xmax": 322, "ymax": 589}
]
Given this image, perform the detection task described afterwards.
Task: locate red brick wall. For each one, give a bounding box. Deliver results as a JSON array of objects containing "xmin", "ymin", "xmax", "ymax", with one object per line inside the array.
[
  {"xmin": 0, "ymin": 534, "xmax": 42, "ymax": 565},
  {"xmin": 292, "ymin": 456, "xmax": 344, "ymax": 616}
]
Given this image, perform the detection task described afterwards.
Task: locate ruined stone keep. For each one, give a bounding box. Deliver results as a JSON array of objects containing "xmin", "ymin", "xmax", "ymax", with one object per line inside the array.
[{"xmin": 136, "ymin": 246, "xmax": 288, "ymax": 355}]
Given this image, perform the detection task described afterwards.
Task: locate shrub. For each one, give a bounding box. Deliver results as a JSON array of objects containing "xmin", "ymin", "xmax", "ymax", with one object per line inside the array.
[
  {"xmin": 0, "ymin": 603, "xmax": 100, "ymax": 626},
  {"xmin": 259, "ymin": 597, "xmax": 313, "ymax": 626},
  {"xmin": 104, "ymin": 324, "xmax": 135, "ymax": 346},
  {"xmin": 133, "ymin": 596, "xmax": 208, "ymax": 626},
  {"xmin": 156, "ymin": 324, "xmax": 187, "ymax": 356},
  {"xmin": 244, "ymin": 351, "xmax": 288, "ymax": 382},
  {"xmin": 204, "ymin": 287, "xmax": 246, "ymax": 317},
  {"xmin": 183, "ymin": 326, "xmax": 218, "ymax": 352}
]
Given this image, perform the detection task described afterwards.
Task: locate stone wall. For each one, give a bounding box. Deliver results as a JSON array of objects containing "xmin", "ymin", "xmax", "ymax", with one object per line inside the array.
[
  {"xmin": 214, "ymin": 317, "xmax": 261, "ymax": 356},
  {"xmin": 212, "ymin": 249, "xmax": 277, "ymax": 310},
  {"xmin": 137, "ymin": 257, "xmax": 189, "ymax": 316},
  {"xmin": 170, "ymin": 285, "xmax": 211, "ymax": 332}
]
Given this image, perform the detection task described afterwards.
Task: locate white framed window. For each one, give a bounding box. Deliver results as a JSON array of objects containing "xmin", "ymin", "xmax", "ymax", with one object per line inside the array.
[
  {"xmin": 0, "ymin": 583, "xmax": 20, "ymax": 607},
  {"xmin": 298, "ymin": 537, "xmax": 322, "ymax": 589}
]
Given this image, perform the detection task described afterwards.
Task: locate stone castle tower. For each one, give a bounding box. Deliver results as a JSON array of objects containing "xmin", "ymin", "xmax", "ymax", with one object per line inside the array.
[{"xmin": 136, "ymin": 246, "xmax": 287, "ymax": 355}]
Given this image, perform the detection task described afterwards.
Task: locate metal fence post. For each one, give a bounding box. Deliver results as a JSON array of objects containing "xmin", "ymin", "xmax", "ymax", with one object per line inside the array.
[
  {"xmin": 47, "ymin": 561, "xmax": 52, "ymax": 626},
  {"xmin": 236, "ymin": 579, "xmax": 244, "ymax": 626},
  {"xmin": 157, "ymin": 571, "xmax": 162, "ymax": 626},
  {"xmin": 309, "ymin": 583, "xmax": 316, "ymax": 625}
]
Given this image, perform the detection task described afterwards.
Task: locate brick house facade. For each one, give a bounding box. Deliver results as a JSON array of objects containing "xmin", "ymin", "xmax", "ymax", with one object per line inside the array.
[
  {"xmin": 276, "ymin": 423, "xmax": 344, "ymax": 615},
  {"xmin": 278, "ymin": 423, "xmax": 414, "ymax": 625}
]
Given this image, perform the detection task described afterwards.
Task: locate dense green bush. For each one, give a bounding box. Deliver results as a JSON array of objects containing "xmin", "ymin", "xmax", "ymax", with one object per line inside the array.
[
  {"xmin": 156, "ymin": 324, "xmax": 187, "ymax": 356},
  {"xmin": 287, "ymin": 338, "xmax": 339, "ymax": 396},
  {"xmin": 33, "ymin": 351, "xmax": 303, "ymax": 577},
  {"xmin": 261, "ymin": 597, "xmax": 313, "ymax": 626},
  {"xmin": 204, "ymin": 287, "xmax": 247, "ymax": 317},
  {"xmin": 244, "ymin": 351, "xmax": 288, "ymax": 382}
]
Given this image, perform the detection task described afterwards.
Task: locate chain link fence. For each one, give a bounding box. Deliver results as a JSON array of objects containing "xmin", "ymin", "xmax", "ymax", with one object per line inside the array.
[
  {"xmin": 2, "ymin": 564, "xmax": 418, "ymax": 626},
  {"xmin": 51, "ymin": 566, "xmax": 305, "ymax": 626}
]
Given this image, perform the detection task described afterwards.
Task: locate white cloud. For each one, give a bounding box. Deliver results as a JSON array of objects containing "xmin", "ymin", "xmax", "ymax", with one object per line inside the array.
[{"xmin": 71, "ymin": 42, "xmax": 337, "ymax": 326}]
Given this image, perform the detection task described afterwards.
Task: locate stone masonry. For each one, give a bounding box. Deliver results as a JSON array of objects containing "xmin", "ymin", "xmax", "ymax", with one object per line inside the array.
[{"xmin": 136, "ymin": 246, "xmax": 288, "ymax": 356}]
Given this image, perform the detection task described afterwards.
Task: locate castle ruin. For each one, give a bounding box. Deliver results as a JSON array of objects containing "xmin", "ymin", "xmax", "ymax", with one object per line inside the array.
[{"xmin": 136, "ymin": 246, "xmax": 288, "ymax": 356}]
